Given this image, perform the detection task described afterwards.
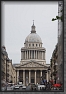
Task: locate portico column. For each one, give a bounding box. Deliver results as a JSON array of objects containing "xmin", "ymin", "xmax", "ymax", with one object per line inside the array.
[
  {"xmin": 23, "ymin": 70, "xmax": 25, "ymax": 85},
  {"xmin": 35, "ymin": 70, "xmax": 36, "ymax": 84},
  {"xmin": 29, "ymin": 70, "xmax": 31, "ymax": 83},
  {"xmin": 40, "ymin": 70, "xmax": 42, "ymax": 77},
  {"xmin": 40, "ymin": 70, "xmax": 42, "ymax": 82},
  {"xmin": 17, "ymin": 70, "xmax": 19, "ymax": 84},
  {"xmin": 46, "ymin": 71, "xmax": 49, "ymax": 82}
]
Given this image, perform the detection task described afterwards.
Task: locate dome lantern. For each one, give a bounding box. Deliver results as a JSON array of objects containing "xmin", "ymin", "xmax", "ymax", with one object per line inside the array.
[{"xmin": 31, "ymin": 20, "xmax": 36, "ymax": 33}]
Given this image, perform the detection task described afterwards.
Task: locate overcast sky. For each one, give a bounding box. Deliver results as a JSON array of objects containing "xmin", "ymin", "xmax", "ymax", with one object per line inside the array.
[{"xmin": 2, "ymin": 1, "xmax": 58, "ymax": 64}]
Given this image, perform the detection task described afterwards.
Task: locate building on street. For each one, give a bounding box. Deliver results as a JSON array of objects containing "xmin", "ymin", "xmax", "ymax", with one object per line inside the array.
[{"xmin": 14, "ymin": 22, "xmax": 50, "ymax": 86}]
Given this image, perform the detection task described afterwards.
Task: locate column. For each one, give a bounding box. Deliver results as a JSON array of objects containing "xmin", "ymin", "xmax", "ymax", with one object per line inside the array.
[
  {"xmin": 23, "ymin": 70, "xmax": 25, "ymax": 85},
  {"xmin": 34, "ymin": 50, "xmax": 35, "ymax": 59},
  {"xmin": 29, "ymin": 70, "xmax": 31, "ymax": 83},
  {"xmin": 40, "ymin": 70, "xmax": 42, "ymax": 77},
  {"xmin": 37, "ymin": 51, "xmax": 39, "ymax": 59},
  {"xmin": 17, "ymin": 70, "xmax": 19, "ymax": 84},
  {"xmin": 35, "ymin": 70, "xmax": 36, "ymax": 84},
  {"xmin": 41, "ymin": 52, "xmax": 42, "ymax": 59},
  {"xmin": 42, "ymin": 51, "xmax": 43, "ymax": 60},
  {"xmin": 38, "ymin": 51, "xmax": 39, "ymax": 59},
  {"xmin": 43, "ymin": 51, "xmax": 44, "ymax": 60},
  {"xmin": 44, "ymin": 51, "xmax": 45, "ymax": 60},
  {"xmin": 25, "ymin": 51, "xmax": 26, "ymax": 59},
  {"xmin": 29, "ymin": 50, "xmax": 30, "ymax": 59},
  {"xmin": 23, "ymin": 51, "xmax": 25, "ymax": 59},
  {"xmin": 31, "ymin": 50, "xmax": 32, "ymax": 59},
  {"xmin": 40, "ymin": 51, "xmax": 41, "ymax": 59},
  {"xmin": 27, "ymin": 50, "xmax": 28, "ymax": 59},
  {"xmin": 36, "ymin": 50, "xmax": 37, "ymax": 59},
  {"xmin": 21, "ymin": 51, "xmax": 23, "ymax": 60},
  {"xmin": 38, "ymin": 52, "xmax": 40, "ymax": 59},
  {"xmin": 46, "ymin": 71, "xmax": 49, "ymax": 82},
  {"xmin": 39, "ymin": 51, "xmax": 40, "ymax": 59}
]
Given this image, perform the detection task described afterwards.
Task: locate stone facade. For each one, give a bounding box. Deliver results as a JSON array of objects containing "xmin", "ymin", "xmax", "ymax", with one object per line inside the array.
[
  {"xmin": 50, "ymin": 44, "xmax": 58, "ymax": 84},
  {"xmin": 1, "ymin": 46, "xmax": 16, "ymax": 84},
  {"xmin": 14, "ymin": 22, "xmax": 50, "ymax": 85},
  {"xmin": 57, "ymin": 1, "xmax": 63, "ymax": 84},
  {"xmin": 1, "ymin": 46, "xmax": 8, "ymax": 83}
]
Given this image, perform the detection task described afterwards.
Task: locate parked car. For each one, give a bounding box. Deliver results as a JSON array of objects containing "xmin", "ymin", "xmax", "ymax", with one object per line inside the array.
[
  {"xmin": 37, "ymin": 84, "xmax": 46, "ymax": 90},
  {"xmin": 22, "ymin": 85, "xmax": 26, "ymax": 90},
  {"xmin": 14, "ymin": 85, "xmax": 20, "ymax": 90}
]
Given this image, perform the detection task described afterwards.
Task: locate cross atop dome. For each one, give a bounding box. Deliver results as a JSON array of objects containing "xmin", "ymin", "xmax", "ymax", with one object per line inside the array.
[{"xmin": 31, "ymin": 20, "xmax": 36, "ymax": 33}]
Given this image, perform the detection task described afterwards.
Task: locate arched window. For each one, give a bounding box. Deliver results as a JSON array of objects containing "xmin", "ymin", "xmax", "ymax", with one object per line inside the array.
[
  {"xmin": 36, "ymin": 44, "xmax": 37, "ymax": 46},
  {"xmin": 32, "ymin": 44, "xmax": 34, "ymax": 46}
]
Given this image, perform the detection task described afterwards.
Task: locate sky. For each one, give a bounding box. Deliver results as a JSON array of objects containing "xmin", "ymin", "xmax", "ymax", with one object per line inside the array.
[{"xmin": 2, "ymin": 1, "xmax": 58, "ymax": 64}]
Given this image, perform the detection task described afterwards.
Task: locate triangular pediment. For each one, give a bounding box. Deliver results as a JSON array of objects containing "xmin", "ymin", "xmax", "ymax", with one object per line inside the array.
[{"xmin": 18, "ymin": 60, "xmax": 48, "ymax": 68}]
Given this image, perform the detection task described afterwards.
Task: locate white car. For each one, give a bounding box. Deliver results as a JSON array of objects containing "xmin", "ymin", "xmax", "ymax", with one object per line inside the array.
[
  {"xmin": 22, "ymin": 86, "xmax": 26, "ymax": 90},
  {"xmin": 14, "ymin": 85, "xmax": 20, "ymax": 89},
  {"xmin": 37, "ymin": 84, "xmax": 46, "ymax": 90}
]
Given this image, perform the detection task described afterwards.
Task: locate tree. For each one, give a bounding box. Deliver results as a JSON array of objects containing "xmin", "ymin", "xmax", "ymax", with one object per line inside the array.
[{"xmin": 52, "ymin": 3, "xmax": 63, "ymax": 22}]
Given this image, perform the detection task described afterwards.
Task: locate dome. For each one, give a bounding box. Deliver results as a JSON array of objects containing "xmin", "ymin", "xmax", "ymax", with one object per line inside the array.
[
  {"xmin": 25, "ymin": 21, "xmax": 42, "ymax": 43},
  {"xmin": 25, "ymin": 33, "xmax": 42, "ymax": 43}
]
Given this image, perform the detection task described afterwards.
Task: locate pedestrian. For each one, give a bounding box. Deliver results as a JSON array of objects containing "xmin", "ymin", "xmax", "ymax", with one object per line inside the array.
[{"xmin": 46, "ymin": 82, "xmax": 51, "ymax": 90}]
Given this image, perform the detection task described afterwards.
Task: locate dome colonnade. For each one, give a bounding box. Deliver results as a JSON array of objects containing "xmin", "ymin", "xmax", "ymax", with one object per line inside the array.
[{"xmin": 21, "ymin": 21, "xmax": 45, "ymax": 60}]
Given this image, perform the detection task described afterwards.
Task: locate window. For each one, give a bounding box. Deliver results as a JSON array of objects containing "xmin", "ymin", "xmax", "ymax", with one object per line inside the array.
[
  {"xmin": 29, "ymin": 44, "xmax": 31, "ymax": 46},
  {"xmin": 36, "ymin": 44, "xmax": 37, "ymax": 46},
  {"xmin": 32, "ymin": 44, "xmax": 34, "ymax": 46},
  {"xmin": 39, "ymin": 44, "xmax": 40, "ymax": 47}
]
